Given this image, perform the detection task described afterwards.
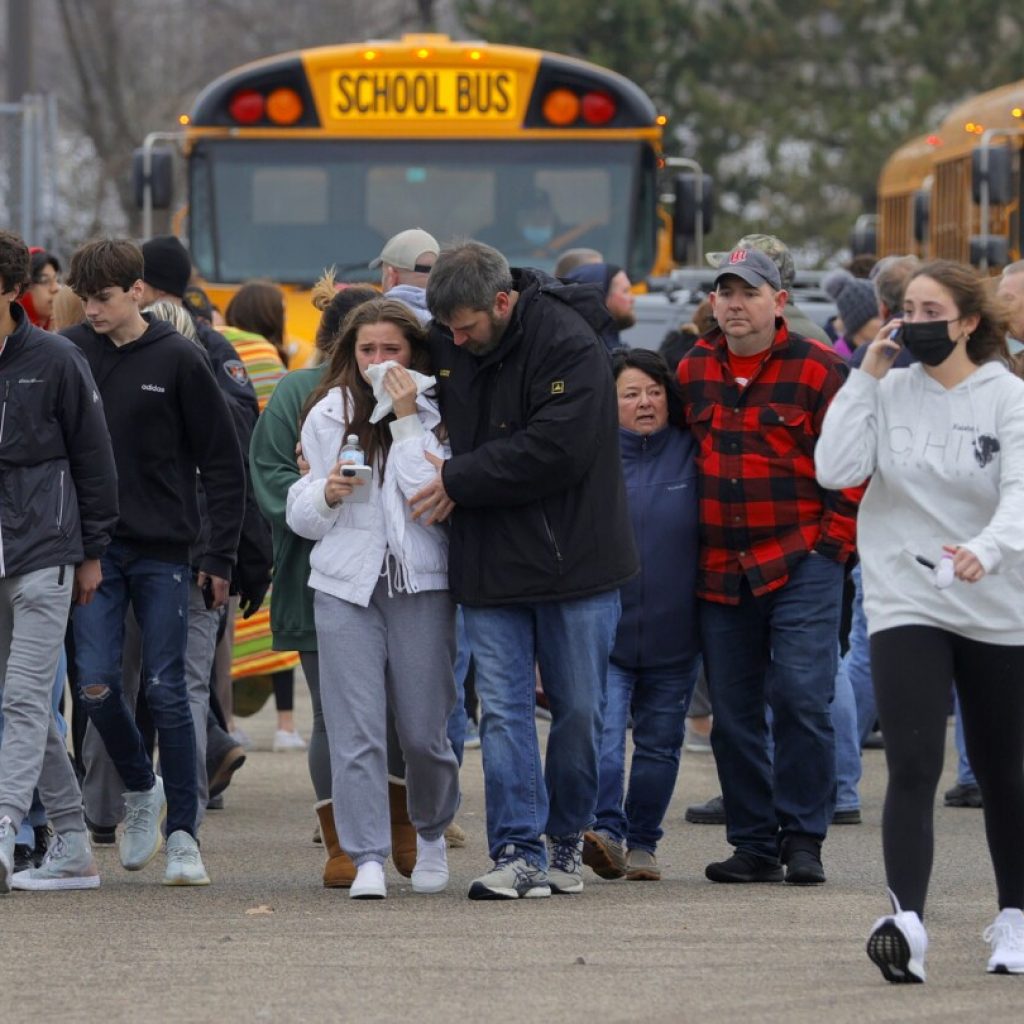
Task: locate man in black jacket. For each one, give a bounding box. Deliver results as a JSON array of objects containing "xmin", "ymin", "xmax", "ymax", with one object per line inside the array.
[
  {"xmin": 63, "ymin": 239, "xmax": 244, "ymax": 887},
  {"xmin": 419, "ymin": 240, "xmax": 637, "ymax": 900},
  {"xmin": 0, "ymin": 230, "xmax": 119, "ymax": 893}
]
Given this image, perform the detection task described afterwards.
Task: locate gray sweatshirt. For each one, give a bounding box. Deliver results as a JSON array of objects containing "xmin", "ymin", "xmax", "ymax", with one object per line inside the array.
[{"xmin": 815, "ymin": 362, "xmax": 1024, "ymax": 644}]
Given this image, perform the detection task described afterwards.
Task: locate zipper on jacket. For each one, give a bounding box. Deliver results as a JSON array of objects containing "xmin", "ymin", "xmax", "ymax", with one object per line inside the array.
[
  {"xmin": 541, "ymin": 506, "xmax": 564, "ymax": 573},
  {"xmin": 0, "ymin": 380, "xmax": 8, "ymax": 577},
  {"xmin": 57, "ymin": 470, "xmax": 66, "ymax": 530}
]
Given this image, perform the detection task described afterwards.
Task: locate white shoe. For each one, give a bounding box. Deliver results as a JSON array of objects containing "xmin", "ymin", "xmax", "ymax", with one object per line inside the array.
[
  {"xmin": 412, "ymin": 835, "xmax": 449, "ymax": 894},
  {"xmin": 12, "ymin": 830, "xmax": 100, "ymax": 891},
  {"xmin": 0, "ymin": 816, "xmax": 16, "ymax": 895},
  {"xmin": 273, "ymin": 729, "xmax": 307, "ymax": 752},
  {"xmin": 984, "ymin": 907, "xmax": 1024, "ymax": 974},
  {"xmin": 866, "ymin": 890, "xmax": 927, "ymax": 983},
  {"xmin": 351, "ymin": 860, "xmax": 386, "ymax": 900},
  {"xmin": 163, "ymin": 830, "xmax": 210, "ymax": 886},
  {"xmin": 120, "ymin": 777, "xmax": 166, "ymax": 871}
]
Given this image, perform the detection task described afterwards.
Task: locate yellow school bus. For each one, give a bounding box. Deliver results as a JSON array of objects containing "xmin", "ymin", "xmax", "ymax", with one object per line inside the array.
[
  {"xmin": 167, "ymin": 34, "xmax": 666, "ymax": 366},
  {"xmin": 876, "ymin": 133, "xmax": 937, "ymax": 258},
  {"xmin": 876, "ymin": 79, "xmax": 1024, "ymax": 269}
]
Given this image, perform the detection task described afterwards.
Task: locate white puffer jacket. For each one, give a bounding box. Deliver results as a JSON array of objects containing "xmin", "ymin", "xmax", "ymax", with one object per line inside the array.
[{"xmin": 286, "ymin": 386, "xmax": 449, "ymax": 607}]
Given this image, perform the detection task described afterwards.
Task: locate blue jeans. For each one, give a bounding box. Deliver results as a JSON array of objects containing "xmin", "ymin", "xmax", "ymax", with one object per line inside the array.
[
  {"xmin": 953, "ymin": 692, "xmax": 977, "ymax": 786},
  {"xmin": 832, "ymin": 649, "xmax": 862, "ymax": 813},
  {"xmin": 700, "ymin": 553, "xmax": 844, "ymax": 861},
  {"xmin": 446, "ymin": 606, "xmax": 472, "ymax": 765},
  {"xmin": 72, "ymin": 541, "xmax": 197, "ymax": 837},
  {"xmin": 462, "ymin": 590, "xmax": 621, "ymax": 867},
  {"xmin": 843, "ymin": 565, "xmax": 876, "ymax": 745},
  {"xmin": 595, "ymin": 658, "xmax": 700, "ymax": 851}
]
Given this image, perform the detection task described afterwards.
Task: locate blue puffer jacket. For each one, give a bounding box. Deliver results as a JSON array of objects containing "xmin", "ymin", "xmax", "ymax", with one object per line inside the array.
[{"xmin": 611, "ymin": 424, "xmax": 700, "ymax": 670}]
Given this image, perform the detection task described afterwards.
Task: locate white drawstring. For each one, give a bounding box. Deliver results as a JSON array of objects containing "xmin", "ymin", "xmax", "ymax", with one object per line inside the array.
[{"xmin": 379, "ymin": 550, "xmax": 409, "ymax": 598}]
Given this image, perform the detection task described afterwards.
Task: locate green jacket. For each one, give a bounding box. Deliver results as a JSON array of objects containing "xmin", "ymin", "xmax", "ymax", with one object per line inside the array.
[{"xmin": 249, "ymin": 366, "xmax": 325, "ymax": 652}]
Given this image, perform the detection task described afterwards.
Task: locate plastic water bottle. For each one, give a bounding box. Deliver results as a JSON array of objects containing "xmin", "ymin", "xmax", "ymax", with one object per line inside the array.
[{"xmin": 339, "ymin": 434, "xmax": 364, "ymax": 466}]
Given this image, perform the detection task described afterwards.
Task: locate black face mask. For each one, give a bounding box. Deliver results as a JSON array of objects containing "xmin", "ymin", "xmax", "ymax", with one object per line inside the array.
[{"xmin": 901, "ymin": 320, "xmax": 958, "ymax": 366}]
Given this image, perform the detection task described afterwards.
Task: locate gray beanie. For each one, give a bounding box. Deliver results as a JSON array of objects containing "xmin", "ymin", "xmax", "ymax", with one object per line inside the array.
[{"xmin": 822, "ymin": 269, "xmax": 878, "ymax": 340}]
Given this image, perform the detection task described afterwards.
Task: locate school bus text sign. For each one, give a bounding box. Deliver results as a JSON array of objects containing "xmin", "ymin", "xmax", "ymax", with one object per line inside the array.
[{"xmin": 329, "ymin": 68, "xmax": 518, "ymax": 120}]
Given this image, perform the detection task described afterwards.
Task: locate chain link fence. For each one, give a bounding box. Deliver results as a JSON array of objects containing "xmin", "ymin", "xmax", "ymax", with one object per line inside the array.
[{"xmin": 0, "ymin": 92, "xmax": 57, "ymax": 247}]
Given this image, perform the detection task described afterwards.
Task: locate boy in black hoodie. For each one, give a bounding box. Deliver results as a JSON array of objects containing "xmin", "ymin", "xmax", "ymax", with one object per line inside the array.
[
  {"xmin": 0, "ymin": 230, "xmax": 119, "ymax": 893},
  {"xmin": 64, "ymin": 239, "xmax": 244, "ymax": 886}
]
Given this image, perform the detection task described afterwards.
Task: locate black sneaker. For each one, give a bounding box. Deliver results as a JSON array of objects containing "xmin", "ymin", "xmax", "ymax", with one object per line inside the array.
[
  {"xmin": 685, "ymin": 794, "xmax": 726, "ymax": 825},
  {"xmin": 86, "ymin": 820, "xmax": 116, "ymax": 846},
  {"xmin": 832, "ymin": 808, "xmax": 862, "ymax": 825},
  {"xmin": 781, "ymin": 836, "xmax": 826, "ymax": 885},
  {"xmin": 943, "ymin": 782, "xmax": 982, "ymax": 808},
  {"xmin": 31, "ymin": 824, "xmax": 52, "ymax": 867},
  {"xmin": 705, "ymin": 851, "xmax": 783, "ymax": 883},
  {"xmin": 14, "ymin": 844, "xmax": 34, "ymax": 873}
]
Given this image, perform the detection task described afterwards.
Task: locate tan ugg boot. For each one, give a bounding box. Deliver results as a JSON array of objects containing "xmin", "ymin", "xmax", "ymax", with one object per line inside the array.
[
  {"xmin": 389, "ymin": 781, "xmax": 417, "ymax": 878},
  {"xmin": 314, "ymin": 800, "xmax": 356, "ymax": 889}
]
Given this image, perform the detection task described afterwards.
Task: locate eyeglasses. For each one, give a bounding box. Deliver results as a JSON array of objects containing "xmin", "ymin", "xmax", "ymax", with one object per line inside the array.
[{"xmin": 33, "ymin": 274, "xmax": 59, "ymax": 287}]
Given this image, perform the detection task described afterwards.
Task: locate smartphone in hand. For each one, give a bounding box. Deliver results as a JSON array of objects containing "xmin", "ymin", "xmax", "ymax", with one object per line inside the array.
[{"xmin": 341, "ymin": 463, "xmax": 372, "ymax": 503}]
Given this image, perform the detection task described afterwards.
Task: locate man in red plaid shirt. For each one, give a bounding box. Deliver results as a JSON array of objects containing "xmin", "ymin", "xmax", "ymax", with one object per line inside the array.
[{"xmin": 676, "ymin": 246, "xmax": 859, "ymax": 886}]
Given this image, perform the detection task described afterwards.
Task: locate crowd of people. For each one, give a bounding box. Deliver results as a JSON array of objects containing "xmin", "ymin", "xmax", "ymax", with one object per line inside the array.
[{"xmin": 0, "ymin": 221, "xmax": 1022, "ymax": 985}]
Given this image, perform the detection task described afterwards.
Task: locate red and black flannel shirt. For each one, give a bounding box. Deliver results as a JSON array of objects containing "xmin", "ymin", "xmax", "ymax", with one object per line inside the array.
[{"xmin": 676, "ymin": 319, "xmax": 861, "ymax": 604}]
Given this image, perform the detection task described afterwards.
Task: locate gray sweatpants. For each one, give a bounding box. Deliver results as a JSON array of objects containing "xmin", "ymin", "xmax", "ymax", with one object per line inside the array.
[
  {"xmin": 0, "ymin": 565, "xmax": 84, "ymax": 835},
  {"xmin": 82, "ymin": 581, "xmax": 218, "ymax": 830},
  {"xmin": 314, "ymin": 577, "xmax": 460, "ymax": 865}
]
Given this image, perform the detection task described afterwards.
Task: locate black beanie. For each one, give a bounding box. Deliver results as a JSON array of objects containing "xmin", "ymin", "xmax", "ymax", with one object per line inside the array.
[{"xmin": 141, "ymin": 235, "xmax": 192, "ymax": 298}]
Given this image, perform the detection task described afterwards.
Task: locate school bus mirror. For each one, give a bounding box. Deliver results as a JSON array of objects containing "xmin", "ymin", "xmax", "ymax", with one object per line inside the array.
[
  {"xmin": 672, "ymin": 173, "xmax": 714, "ymax": 259},
  {"xmin": 913, "ymin": 190, "xmax": 930, "ymax": 244},
  {"xmin": 971, "ymin": 144, "xmax": 1014, "ymax": 206},
  {"xmin": 969, "ymin": 235, "xmax": 1008, "ymax": 268},
  {"xmin": 132, "ymin": 147, "xmax": 174, "ymax": 210},
  {"xmin": 850, "ymin": 214, "xmax": 877, "ymax": 257}
]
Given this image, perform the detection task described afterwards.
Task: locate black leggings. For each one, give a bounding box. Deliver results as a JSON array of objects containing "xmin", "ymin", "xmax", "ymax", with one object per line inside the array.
[{"xmin": 871, "ymin": 626, "xmax": 1024, "ymax": 917}]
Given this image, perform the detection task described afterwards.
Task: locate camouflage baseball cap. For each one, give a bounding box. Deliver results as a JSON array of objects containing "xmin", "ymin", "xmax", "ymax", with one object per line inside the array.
[{"xmin": 706, "ymin": 233, "xmax": 795, "ymax": 291}]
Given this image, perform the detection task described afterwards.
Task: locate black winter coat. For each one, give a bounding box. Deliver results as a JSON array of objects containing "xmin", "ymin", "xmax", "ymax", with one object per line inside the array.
[
  {"xmin": 0, "ymin": 305, "xmax": 118, "ymax": 577},
  {"xmin": 429, "ymin": 268, "xmax": 637, "ymax": 606}
]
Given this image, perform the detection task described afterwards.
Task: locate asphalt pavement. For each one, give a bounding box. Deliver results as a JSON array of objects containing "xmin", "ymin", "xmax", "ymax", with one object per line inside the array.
[{"xmin": 1, "ymin": 682, "xmax": 1019, "ymax": 1023}]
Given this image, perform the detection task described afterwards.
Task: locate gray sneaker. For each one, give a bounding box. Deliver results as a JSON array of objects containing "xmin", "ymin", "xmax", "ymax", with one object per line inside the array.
[
  {"xmin": 0, "ymin": 815, "xmax": 16, "ymax": 895},
  {"xmin": 468, "ymin": 844, "xmax": 550, "ymax": 900},
  {"xmin": 547, "ymin": 833, "xmax": 584, "ymax": 894},
  {"xmin": 120, "ymin": 776, "xmax": 166, "ymax": 871},
  {"xmin": 163, "ymin": 830, "xmax": 210, "ymax": 886},
  {"xmin": 12, "ymin": 830, "xmax": 100, "ymax": 891}
]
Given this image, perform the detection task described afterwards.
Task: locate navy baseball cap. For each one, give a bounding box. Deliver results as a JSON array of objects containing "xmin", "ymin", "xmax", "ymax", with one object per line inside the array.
[{"xmin": 713, "ymin": 247, "xmax": 782, "ymax": 291}]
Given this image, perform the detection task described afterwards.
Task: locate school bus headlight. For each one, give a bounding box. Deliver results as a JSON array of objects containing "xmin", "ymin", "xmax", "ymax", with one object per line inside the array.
[
  {"xmin": 228, "ymin": 88, "xmax": 265, "ymax": 125},
  {"xmin": 582, "ymin": 90, "xmax": 616, "ymax": 126},
  {"xmin": 267, "ymin": 87, "xmax": 304, "ymax": 125},
  {"xmin": 542, "ymin": 88, "xmax": 580, "ymax": 126},
  {"xmin": 656, "ymin": 114, "xmax": 668, "ymax": 126}
]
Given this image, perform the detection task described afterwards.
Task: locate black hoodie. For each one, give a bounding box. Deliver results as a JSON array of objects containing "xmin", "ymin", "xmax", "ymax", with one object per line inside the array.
[
  {"xmin": 0, "ymin": 304, "xmax": 118, "ymax": 577},
  {"xmin": 63, "ymin": 316, "xmax": 245, "ymax": 579},
  {"xmin": 428, "ymin": 267, "xmax": 637, "ymax": 606}
]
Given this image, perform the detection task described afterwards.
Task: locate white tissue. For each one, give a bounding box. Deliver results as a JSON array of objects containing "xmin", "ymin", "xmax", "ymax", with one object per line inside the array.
[
  {"xmin": 934, "ymin": 555, "xmax": 955, "ymax": 589},
  {"xmin": 364, "ymin": 360, "xmax": 436, "ymax": 424}
]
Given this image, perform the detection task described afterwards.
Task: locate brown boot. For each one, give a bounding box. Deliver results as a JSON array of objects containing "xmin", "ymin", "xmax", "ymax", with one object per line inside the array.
[
  {"xmin": 389, "ymin": 781, "xmax": 416, "ymax": 878},
  {"xmin": 314, "ymin": 800, "xmax": 356, "ymax": 888}
]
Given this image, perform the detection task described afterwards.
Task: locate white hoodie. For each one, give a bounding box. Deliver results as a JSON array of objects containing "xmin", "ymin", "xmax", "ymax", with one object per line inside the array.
[
  {"xmin": 816, "ymin": 362, "xmax": 1024, "ymax": 644},
  {"xmin": 286, "ymin": 387, "xmax": 449, "ymax": 607}
]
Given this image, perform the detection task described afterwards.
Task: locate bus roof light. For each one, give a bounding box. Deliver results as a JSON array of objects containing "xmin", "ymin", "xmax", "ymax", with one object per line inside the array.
[
  {"xmin": 1013, "ymin": 107, "xmax": 1023, "ymax": 119},
  {"xmin": 582, "ymin": 90, "xmax": 616, "ymax": 125},
  {"xmin": 267, "ymin": 87, "xmax": 304, "ymax": 125},
  {"xmin": 542, "ymin": 88, "xmax": 580, "ymax": 126},
  {"xmin": 228, "ymin": 89, "xmax": 265, "ymax": 125}
]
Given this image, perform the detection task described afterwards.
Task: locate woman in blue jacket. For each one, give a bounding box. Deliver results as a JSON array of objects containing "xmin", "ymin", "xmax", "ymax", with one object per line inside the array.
[{"xmin": 584, "ymin": 349, "xmax": 701, "ymax": 882}]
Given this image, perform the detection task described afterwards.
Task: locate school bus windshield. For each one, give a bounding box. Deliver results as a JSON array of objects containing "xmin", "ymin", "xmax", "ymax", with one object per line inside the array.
[{"xmin": 187, "ymin": 137, "xmax": 656, "ymax": 285}]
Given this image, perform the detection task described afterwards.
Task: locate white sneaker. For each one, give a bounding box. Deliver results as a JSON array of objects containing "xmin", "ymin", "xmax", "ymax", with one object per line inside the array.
[
  {"xmin": 412, "ymin": 835, "xmax": 449, "ymax": 894},
  {"xmin": 351, "ymin": 860, "xmax": 387, "ymax": 899},
  {"xmin": 12, "ymin": 830, "xmax": 100, "ymax": 891},
  {"xmin": 0, "ymin": 816, "xmax": 16, "ymax": 895},
  {"xmin": 120, "ymin": 777, "xmax": 166, "ymax": 871},
  {"xmin": 273, "ymin": 729, "xmax": 307, "ymax": 752},
  {"xmin": 163, "ymin": 830, "xmax": 210, "ymax": 886},
  {"xmin": 984, "ymin": 907, "xmax": 1024, "ymax": 974},
  {"xmin": 866, "ymin": 890, "xmax": 927, "ymax": 983}
]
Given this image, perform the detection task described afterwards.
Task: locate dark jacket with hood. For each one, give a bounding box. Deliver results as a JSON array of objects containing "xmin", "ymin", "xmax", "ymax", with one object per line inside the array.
[
  {"xmin": 63, "ymin": 315, "xmax": 245, "ymax": 579},
  {"xmin": 563, "ymin": 262, "xmax": 624, "ymax": 353},
  {"xmin": 429, "ymin": 267, "xmax": 637, "ymax": 606},
  {"xmin": 611, "ymin": 424, "xmax": 700, "ymax": 670},
  {"xmin": 0, "ymin": 303, "xmax": 118, "ymax": 577}
]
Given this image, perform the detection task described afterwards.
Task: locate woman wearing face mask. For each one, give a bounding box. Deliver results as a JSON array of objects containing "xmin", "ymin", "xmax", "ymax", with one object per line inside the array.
[
  {"xmin": 583, "ymin": 349, "xmax": 700, "ymax": 883},
  {"xmin": 286, "ymin": 298, "xmax": 460, "ymax": 900},
  {"xmin": 815, "ymin": 260, "xmax": 1024, "ymax": 984}
]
